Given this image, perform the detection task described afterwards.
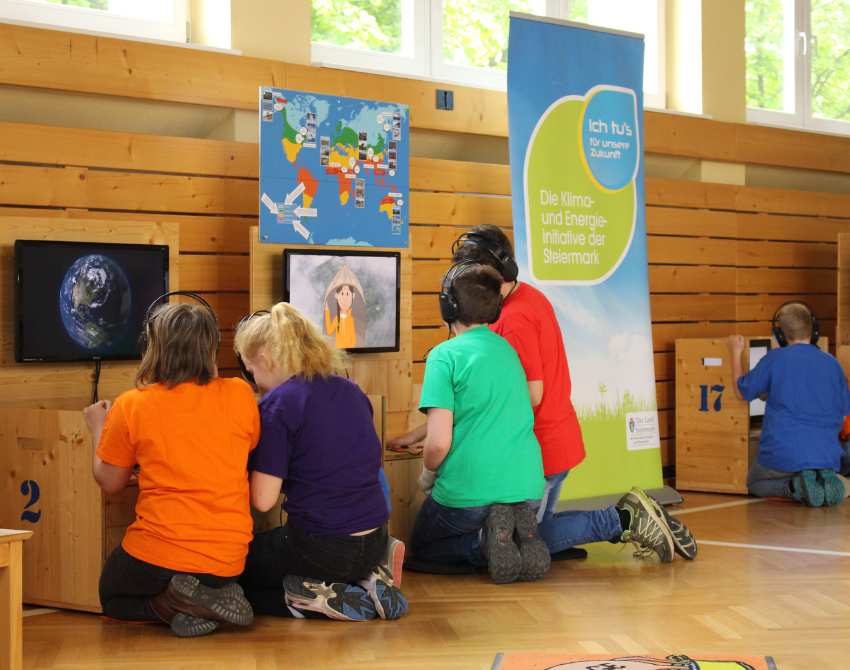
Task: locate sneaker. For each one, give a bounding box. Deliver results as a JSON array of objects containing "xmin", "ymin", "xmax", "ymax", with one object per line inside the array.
[
  {"xmin": 793, "ymin": 470, "xmax": 825, "ymax": 507},
  {"xmin": 164, "ymin": 575, "xmax": 253, "ymax": 626},
  {"xmin": 512, "ymin": 503, "xmax": 551, "ymax": 581},
  {"xmin": 169, "ymin": 613, "xmax": 220, "ymax": 638},
  {"xmin": 384, "ymin": 536, "xmax": 406, "ymax": 588},
  {"xmin": 616, "ymin": 488, "xmax": 675, "ymax": 563},
  {"xmin": 484, "ymin": 504, "xmax": 522, "ymax": 584},
  {"xmin": 283, "ymin": 575, "xmax": 377, "ymax": 622},
  {"xmin": 817, "ymin": 469, "xmax": 845, "ymax": 507},
  {"xmin": 648, "ymin": 498, "xmax": 697, "ymax": 560},
  {"xmin": 358, "ymin": 565, "xmax": 408, "ymax": 620}
]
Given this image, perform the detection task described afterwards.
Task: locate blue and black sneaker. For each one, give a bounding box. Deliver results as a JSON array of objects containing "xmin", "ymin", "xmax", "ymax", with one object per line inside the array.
[
  {"xmin": 359, "ymin": 565, "xmax": 408, "ymax": 620},
  {"xmin": 283, "ymin": 575, "xmax": 377, "ymax": 622}
]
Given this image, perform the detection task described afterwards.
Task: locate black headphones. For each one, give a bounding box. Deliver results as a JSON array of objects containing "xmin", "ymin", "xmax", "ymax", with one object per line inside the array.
[
  {"xmin": 235, "ymin": 309, "xmax": 271, "ymax": 388},
  {"xmin": 438, "ymin": 261, "xmax": 503, "ymax": 326},
  {"xmin": 771, "ymin": 300, "xmax": 819, "ymax": 347},
  {"xmin": 452, "ymin": 231, "xmax": 519, "ymax": 283},
  {"xmin": 138, "ymin": 291, "xmax": 219, "ymax": 355}
]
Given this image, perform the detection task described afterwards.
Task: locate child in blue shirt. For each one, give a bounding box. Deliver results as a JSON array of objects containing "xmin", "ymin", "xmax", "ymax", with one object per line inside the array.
[{"xmin": 729, "ymin": 302, "xmax": 850, "ymax": 506}]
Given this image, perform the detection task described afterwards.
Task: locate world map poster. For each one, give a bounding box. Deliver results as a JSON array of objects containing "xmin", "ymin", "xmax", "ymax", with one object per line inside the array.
[{"xmin": 259, "ymin": 87, "xmax": 409, "ymax": 248}]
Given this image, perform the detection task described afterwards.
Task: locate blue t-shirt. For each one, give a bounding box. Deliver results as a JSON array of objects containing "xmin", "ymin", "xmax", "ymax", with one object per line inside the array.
[
  {"xmin": 250, "ymin": 375, "xmax": 389, "ymax": 536},
  {"xmin": 738, "ymin": 344, "xmax": 850, "ymax": 472}
]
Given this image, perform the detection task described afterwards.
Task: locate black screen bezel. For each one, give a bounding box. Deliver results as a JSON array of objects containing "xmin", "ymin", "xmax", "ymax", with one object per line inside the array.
[
  {"xmin": 282, "ymin": 248, "xmax": 401, "ymax": 354},
  {"xmin": 14, "ymin": 239, "xmax": 170, "ymax": 363}
]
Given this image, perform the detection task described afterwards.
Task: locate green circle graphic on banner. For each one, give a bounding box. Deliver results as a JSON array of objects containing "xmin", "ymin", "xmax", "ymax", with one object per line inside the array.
[{"xmin": 524, "ymin": 92, "xmax": 636, "ymax": 285}]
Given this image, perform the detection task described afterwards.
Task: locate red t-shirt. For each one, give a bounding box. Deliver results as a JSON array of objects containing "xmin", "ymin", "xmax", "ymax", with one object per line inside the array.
[{"xmin": 490, "ymin": 282, "xmax": 585, "ymax": 475}]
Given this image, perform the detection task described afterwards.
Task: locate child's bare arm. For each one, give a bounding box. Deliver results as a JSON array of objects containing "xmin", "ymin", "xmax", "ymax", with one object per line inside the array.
[
  {"xmin": 387, "ymin": 423, "xmax": 427, "ymax": 449},
  {"xmin": 423, "ymin": 408, "xmax": 453, "ymax": 471},
  {"xmin": 727, "ymin": 335, "xmax": 746, "ymax": 400}
]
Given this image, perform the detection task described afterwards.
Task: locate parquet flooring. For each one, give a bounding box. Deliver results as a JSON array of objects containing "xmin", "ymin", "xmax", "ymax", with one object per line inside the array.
[{"xmin": 22, "ymin": 494, "xmax": 850, "ymax": 669}]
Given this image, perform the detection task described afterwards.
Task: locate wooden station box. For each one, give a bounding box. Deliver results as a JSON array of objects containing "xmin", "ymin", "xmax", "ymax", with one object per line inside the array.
[
  {"xmin": 0, "ymin": 409, "xmax": 137, "ymax": 612},
  {"xmin": 675, "ymin": 336, "xmax": 827, "ymax": 494}
]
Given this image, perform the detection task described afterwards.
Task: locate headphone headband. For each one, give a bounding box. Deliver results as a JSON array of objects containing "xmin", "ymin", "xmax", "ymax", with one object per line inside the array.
[
  {"xmin": 452, "ymin": 231, "xmax": 519, "ymax": 283},
  {"xmin": 771, "ymin": 300, "xmax": 819, "ymax": 347},
  {"xmin": 438, "ymin": 261, "xmax": 503, "ymax": 326},
  {"xmin": 139, "ymin": 291, "xmax": 220, "ymax": 356}
]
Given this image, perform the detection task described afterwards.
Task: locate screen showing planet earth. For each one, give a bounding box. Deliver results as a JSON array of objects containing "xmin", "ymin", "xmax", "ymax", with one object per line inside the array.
[
  {"xmin": 15, "ymin": 240, "xmax": 168, "ymax": 362},
  {"xmin": 59, "ymin": 254, "xmax": 132, "ymax": 352}
]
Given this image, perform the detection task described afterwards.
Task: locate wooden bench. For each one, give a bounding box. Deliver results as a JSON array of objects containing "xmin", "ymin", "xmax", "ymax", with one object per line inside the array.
[{"xmin": 0, "ymin": 529, "xmax": 33, "ymax": 670}]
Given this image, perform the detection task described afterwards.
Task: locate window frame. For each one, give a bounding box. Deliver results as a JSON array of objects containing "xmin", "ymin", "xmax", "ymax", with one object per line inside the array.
[
  {"xmin": 746, "ymin": 0, "xmax": 850, "ymax": 136},
  {"xmin": 311, "ymin": 0, "xmax": 667, "ymax": 108},
  {"xmin": 0, "ymin": 0, "xmax": 188, "ymax": 44},
  {"xmin": 311, "ymin": 0, "xmax": 429, "ymax": 80}
]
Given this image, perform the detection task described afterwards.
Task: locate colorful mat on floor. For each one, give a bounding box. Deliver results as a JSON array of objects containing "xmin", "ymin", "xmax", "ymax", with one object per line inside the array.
[{"xmin": 491, "ymin": 654, "xmax": 777, "ymax": 670}]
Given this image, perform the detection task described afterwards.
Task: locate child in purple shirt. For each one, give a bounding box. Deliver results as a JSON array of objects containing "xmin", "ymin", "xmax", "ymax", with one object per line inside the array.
[{"xmin": 234, "ymin": 302, "xmax": 407, "ymax": 621}]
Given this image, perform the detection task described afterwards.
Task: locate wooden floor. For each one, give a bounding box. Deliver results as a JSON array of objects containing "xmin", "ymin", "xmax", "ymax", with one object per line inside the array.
[{"xmin": 22, "ymin": 493, "xmax": 850, "ymax": 669}]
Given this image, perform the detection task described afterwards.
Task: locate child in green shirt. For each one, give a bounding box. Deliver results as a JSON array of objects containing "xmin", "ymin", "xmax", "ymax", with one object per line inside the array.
[{"xmin": 410, "ymin": 263, "xmax": 549, "ymax": 583}]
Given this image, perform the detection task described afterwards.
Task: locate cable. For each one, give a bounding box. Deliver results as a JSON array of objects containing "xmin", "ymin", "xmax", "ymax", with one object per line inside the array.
[{"xmin": 91, "ymin": 359, "xmax": 102, "ymax": 404}]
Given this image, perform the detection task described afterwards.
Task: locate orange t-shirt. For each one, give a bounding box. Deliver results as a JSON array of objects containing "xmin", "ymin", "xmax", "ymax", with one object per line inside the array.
[{"xmin": 97, "ymin": 378, "xmax": 260, "ymax": 577}]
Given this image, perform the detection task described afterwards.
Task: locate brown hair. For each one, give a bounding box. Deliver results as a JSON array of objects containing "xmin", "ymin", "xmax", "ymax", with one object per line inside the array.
[
  {"xmin": 777, "ymin": 302, "xmax": 813, "ymax": 342},
  {"xmin": 452, "ymin": 264, "xmax": 503, "ymax": 326},
  {"xmin": 234, "ymin": 302, "xmax": 347, "ymax": 380},
  {"xmin": 135, "ymin": 303, "xmax": 219, "ymax": 388}
]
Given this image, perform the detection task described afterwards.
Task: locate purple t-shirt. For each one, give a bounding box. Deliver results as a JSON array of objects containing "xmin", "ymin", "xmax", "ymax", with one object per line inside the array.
[{"xmin": 250, "ymin": 375, "xmax": 388, "ymax": 536}]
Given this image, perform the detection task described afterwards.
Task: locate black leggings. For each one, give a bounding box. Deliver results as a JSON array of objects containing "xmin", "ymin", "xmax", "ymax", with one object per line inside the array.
[
  {"xmin": 99, "ymin": 545, "xmax": 237, "ymax": 622},
  {"xmin": 239, "ymin": 523, "xmax": 387, "ymax": 616}
]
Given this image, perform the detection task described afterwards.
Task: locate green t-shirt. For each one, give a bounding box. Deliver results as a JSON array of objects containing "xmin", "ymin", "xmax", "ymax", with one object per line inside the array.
[{"xmin": 419, "ymin": 326, "xmax": 545, "ymax": 508}]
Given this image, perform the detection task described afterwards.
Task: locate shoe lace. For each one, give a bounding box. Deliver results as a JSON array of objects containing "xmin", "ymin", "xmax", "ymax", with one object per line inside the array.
[{"xmin": 621, "ymin": 509, "xmax": 665, "ymax": 560}]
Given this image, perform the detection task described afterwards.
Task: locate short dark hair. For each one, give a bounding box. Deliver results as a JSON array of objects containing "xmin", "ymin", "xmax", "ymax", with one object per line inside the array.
[
  {"xmin": 452, "ymin": 264, "xmax": 503, "ymax": 326},
  {"xmin": 452, "ymin": 225, "xmax": 515, "ymax": 280}
]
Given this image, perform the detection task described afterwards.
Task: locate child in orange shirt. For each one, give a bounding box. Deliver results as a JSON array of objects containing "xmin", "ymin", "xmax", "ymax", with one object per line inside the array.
[{"xmin": 84, "ymin": 298, "xmax": 260, "ymax": 637}]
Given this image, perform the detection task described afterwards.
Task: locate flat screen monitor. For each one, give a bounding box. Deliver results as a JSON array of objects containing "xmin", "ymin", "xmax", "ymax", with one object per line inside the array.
[
  {"xmin": 748, "ymin": 338, "xmax": 771, "ymax": 418},
  {"xmin": 15, "ymin": 240, "xmax": 169, "ymax": 362},
  {"xmin": 283, "ymin": 249, "xmax": 401, "ymax": 354}
]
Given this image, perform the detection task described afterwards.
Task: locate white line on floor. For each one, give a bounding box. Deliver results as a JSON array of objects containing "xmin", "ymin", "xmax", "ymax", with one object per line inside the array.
[
  {"xmin": 23, "ymin": 608, "xmax": 57, "ymax": 618},
  {"xmin": 671, "ymin": 498, "xmax": 766, "ymax": 516},
  {"xmin": 699, "ymin": 540, "xmax": 850, "ymax": 557}
]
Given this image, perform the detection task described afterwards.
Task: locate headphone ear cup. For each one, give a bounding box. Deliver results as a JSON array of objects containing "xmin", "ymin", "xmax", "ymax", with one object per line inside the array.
[
  {"xmin": 439, "ymin": 290, "xmax": 457, "ymax": 324},
  {"xmin": 500, "ymin": 256, "xmax": 519, "ymax": 282},
  {"xmin": 772, "ymin": 325, "xmax": 787, "ymax": 348},
  {"xmin": 810, "ymin": 315, "xmax": 820, "ymax": 346}
]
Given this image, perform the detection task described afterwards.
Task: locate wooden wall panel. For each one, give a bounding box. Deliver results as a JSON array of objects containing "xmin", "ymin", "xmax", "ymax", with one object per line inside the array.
[
  {"xmin": 0, "ymin": 122, "xmax": 257, "ymax": 179},
  {"xmin": 0, "ymin": 165, "xmax": 256, "ymax": 216}
]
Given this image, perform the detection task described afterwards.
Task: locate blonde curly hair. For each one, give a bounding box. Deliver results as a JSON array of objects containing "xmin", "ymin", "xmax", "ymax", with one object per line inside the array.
[{"xmin": 234, "ymin": 302, "xmax": 347, "ymax": 380}]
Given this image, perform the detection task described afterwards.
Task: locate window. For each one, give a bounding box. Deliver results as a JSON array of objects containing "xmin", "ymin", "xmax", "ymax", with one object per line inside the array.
[
  {"xmin": 747, "ymin": 0, "xmax": 850, "ymax": 134},
  {"xmin": 312, "ymin": 0, "xmax": 666, "ymax": 108},
  {"xmin": 0, "ymin": 0, "xmax": 188, "ymax": 44}
]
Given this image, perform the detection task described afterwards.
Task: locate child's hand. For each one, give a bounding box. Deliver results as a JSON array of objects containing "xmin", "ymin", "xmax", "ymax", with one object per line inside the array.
[
  {"xmin": 83, "ymin": 400, "xmax": 112, "ymax": 433},
  {"xmin": 727, "ymin": 334, "xmax": 745, "ymax": 355},
  {"xmin": 387, "ymin": 432, "xmax": 420, "ymax": 449}
]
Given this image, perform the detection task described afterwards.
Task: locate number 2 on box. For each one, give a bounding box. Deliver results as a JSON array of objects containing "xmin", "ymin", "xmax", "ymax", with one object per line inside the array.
[{"xmin": 20, "ymin": 479, "xmax": 42, "ymax": 523}]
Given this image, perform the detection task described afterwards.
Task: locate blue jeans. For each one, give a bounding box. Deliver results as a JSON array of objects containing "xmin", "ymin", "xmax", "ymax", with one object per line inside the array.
[
  {"xmin": 535, "ymin": 470, "xmax": 623, "ymax": 554},
  {"xmin": 410, "ymin": 495, "xmax": 488, "ymax": 567}
]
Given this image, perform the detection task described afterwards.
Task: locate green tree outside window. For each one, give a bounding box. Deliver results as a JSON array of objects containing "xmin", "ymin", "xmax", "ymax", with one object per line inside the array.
[{"xmin": 312, "ymin": 0, "xmax": 402, "ymax": 54}]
